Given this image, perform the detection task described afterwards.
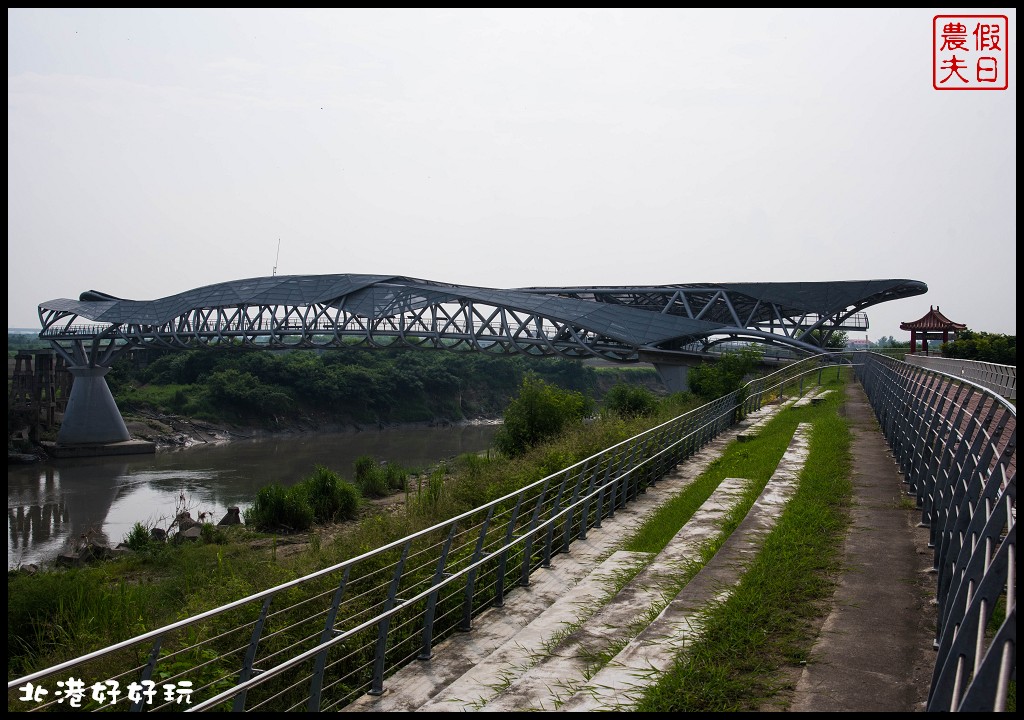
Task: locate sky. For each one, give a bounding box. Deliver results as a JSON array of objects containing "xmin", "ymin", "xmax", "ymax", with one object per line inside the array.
[{"xmin": 7, "ymin": 8, "xmax": 1017, "ymax": 341}]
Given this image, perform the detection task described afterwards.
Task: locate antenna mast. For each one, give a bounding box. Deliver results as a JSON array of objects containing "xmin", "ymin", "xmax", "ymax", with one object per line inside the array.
[{"xmin": 272, "ymin": 239, "xmax": 281, "ymax": 277}]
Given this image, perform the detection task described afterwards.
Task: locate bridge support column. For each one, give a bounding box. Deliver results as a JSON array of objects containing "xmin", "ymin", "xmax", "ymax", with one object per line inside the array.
[
  {"xmin": 653, "ymin": 362, "xmax": 696, "ymax": 394},
  {"xmin": 57, "ymin": 366, "xmax": 131, "ymax": 445}
]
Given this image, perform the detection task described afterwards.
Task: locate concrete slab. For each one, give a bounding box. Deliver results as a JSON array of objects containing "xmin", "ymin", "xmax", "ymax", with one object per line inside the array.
[
  {"xmin": 418, "ymin": 550, "xmax": 652, "ymax": 712},
  {"xmin": 480, "ymin": 476, "xmax": 751, "ymax": 711},
  {"xmin": 559, "ymin": 423, "xmax": 812, "ymax": 712}
]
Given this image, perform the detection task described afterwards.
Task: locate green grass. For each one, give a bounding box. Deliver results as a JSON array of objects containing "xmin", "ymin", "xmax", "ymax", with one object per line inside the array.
[{"xmin": 634, "ymin": 386, "xmax": 853, "ymax": 711}]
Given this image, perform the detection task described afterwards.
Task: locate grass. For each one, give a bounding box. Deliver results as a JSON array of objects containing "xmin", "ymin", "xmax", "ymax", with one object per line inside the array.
[{"xmin": 633, "ymin": 385, "xmax": 853, "ymax": 711}]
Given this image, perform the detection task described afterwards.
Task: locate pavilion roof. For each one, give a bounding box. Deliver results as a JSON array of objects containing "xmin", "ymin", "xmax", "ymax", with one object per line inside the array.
[{"xmin": 900, "ymin": 306, "xmax": 967, "ymax": 331}]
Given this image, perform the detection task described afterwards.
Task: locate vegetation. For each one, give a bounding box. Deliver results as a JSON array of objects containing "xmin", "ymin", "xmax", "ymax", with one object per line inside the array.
[
  {"xmin": 688, "ymin": 347, "xmax": 762, "ymax": 401},
  {"xmin": 493, "ymin": 375, "xmax": 594, "ymax": 456},
  {"xmin": 941, "ymin": 329, "xmax": 1016, "ymax": 365},
  {"xmin": 103, "ymin": 346, "xmax": 602, "ymax": 428},
  {"xmin": 7, "ymin": 332, "xmax": 50, "ymax": 358},
  {"xmin": 244, "ymin": 465, "xmax": 361, "ymax": 531},
  {"xmin": 636, "ymin": 384, "xmax": 853, "ymax": 711},
  {"xmin": 808, "ymin": 328, "xmax": 849, "ymax": 349},
  {"xmin": 7, "ymin": 385, "xmax": 703, "ymax": 685},
  {"xmin": 122, "ymin": 522, "xmax": 152, "ymax": 551},
  {"xmin": 602, "ymin": 383, "xmax": 659, "ymax": 418}
]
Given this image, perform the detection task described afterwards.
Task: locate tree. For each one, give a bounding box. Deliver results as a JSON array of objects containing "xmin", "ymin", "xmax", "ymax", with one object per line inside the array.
[
  {"xmin": 807, "ymin": 329, "xmax": 848, "ymax": 350},
  {"xmin": 941, "ymin": 329, "xmax": 1016, "ymax": 366},
  {"xmin": 688, "ymin": 347, "xmax": 762, "ymax": 400},
  {"xmin": 494, "ymin": 375, "xmax": 593, "ymax": 456}
]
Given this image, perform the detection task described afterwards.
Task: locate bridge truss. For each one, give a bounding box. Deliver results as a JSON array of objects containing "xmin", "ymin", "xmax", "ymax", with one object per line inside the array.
[{"xmin": 38, "ymin": 275, "xmax": 928, "ymax": 368}]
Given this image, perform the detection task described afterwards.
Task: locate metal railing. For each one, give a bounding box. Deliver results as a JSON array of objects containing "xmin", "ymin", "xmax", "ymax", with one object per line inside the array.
[
  {"xmin": 854, "ymin": 352, "xmax": 1016, "ymax": 712},
  {"xmin": 7, "ymin": 356, "xmax": 843, "ymax": 713},
  {"xmin": 905, "ymin": 354, "xmax": 1017, "ymax": 401}
]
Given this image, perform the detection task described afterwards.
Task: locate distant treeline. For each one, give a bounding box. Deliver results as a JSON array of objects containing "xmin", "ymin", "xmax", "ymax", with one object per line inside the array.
[
  {"xmin": 7, "ymin": 332, "xmax": 50, "ymax": 358},
  {"xmin": 941, "ymin": 329, "xmax": 1016, "ymax": 366},
  {"xmin": 107, "ymin": 345, "xmax": 604, "ymax": 426}
]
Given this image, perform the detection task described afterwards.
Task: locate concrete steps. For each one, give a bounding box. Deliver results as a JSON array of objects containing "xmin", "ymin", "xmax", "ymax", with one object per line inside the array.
[
  {"xmin": 736, "ymin": 397, "xmax": 797, "ymax": 442},
  {"xmin": 476, "ymin": 476, "xmax": 751, "ymax": 712},
  {"xmin": 342, "ymin": 401, "xmax": 803, "ymax": 713},
  {"xmin": 792, "ymin": 386, "xmax": 827, "ymax": 408},
  {"xmin": 559, "ymin": 422, "xmax": 812, "ymax": 711}
]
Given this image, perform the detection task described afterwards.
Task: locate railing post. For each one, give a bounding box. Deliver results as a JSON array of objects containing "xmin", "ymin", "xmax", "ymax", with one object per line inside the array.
[
  {"xmin": 231, "ymin": 597, "xmax": 272, "ymax": 712},
  {"xmin": 494, "ymin": 494, "xmax": 524, "ymax": 607},
  {"xmin": 420, "ymin": 523, "xmax": 459, "ymax": 657},
  {"xmin": 368, "ymin": 540, "xmax": 411, "ymax": 696},
  {"xmin": 130, "ymin": 636, "xmax": 164, "ymax": 713},
  {"xmin": 577, "ymin": 458, "xmax": 601, "ymax": 541},
  {"xmin": 562, "ymin": 460, "xmax": 591, "ymax": 550},
  {"xmin": 308, "ymin": 567, "xmax": 351, "ymax": 712},
  {"xmin": 460, "ymin": 508, "xmax": 495, "ymax": 632},
  {"xmin": 519, "ymin": 476, "xmax": 553, "ymax": 587},
  {"xmin": 543, "ymin": 469, "xmax": 573, "ymax": 567}
]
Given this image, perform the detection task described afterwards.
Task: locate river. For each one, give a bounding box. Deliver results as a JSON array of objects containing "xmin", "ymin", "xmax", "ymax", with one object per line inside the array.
[{"xmin": 7, "ymin": 423, "xmax": 501, "ymax": 570}]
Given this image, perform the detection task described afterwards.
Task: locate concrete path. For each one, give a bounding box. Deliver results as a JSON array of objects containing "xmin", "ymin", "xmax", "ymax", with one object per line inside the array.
[{"xmin": 787, "ymin": 381, "xmax": 937, "ymax": 712}]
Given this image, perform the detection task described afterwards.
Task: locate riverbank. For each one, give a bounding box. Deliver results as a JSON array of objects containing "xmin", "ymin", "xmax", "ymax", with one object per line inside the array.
[
  {"xmin": 7, "ymin": 410, "xmax": 504, "ymax": 462},
  {"xmin": 121, "ymin": 409, "xmax": 504, "ymax": 450}
]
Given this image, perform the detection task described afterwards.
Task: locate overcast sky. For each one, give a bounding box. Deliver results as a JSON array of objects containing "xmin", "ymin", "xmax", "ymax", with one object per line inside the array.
[{"xmin": 7, "ymin": 8, "xmax": 1016, "ymax": 341}]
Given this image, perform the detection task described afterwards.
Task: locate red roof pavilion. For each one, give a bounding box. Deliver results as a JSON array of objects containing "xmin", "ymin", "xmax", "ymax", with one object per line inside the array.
[{"xmin": 900, "ymin": 306, "xmax": 967, "ymax": 354}]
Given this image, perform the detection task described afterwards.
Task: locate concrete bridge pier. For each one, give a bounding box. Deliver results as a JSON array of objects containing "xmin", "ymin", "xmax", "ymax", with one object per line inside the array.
[
  {"xmin": 57, "ymin": 366, "xmax": 131, "ymax": 445},
  {"xmin": 652, "ymin": 361, "xmax": 699, "ymax": 394}
]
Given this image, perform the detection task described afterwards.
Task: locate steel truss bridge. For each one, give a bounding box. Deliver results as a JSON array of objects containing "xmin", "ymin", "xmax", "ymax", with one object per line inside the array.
[
  {"xmin": 36, "ymin": 275, "xmax": 926, "ymax": 445},
  {"xmin": 39, "ymin": 275, "xmax": 927, "ymax": 367}
]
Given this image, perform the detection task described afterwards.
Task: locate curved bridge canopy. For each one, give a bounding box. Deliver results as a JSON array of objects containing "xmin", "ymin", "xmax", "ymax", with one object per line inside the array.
[{"xmin": 39, "ymin": 275, "xmax": 927, "ymax": 366}]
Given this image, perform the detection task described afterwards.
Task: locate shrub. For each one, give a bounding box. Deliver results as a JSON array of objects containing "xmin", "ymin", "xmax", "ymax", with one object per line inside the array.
[
  {"xmin": 603, "ymin": 383, "xmax": 658, "ymax": 418},
  {"xmin": 199, "ymin": 523, "xmax": 227, "ymax": 544},
  {"xmin": 494, "ymin": 375, "xmax": 594, "ymax": 456},
  {"xmin": 384, "ymin": 462, "xmax": 408, "ymax": 492},
  {"xmin": 123, "ymin": 522, "xmax": 150, "ymax": 551},
  {"xmin": 354, "ymin": 455, "xmax": 389, "ymax": 498},
  {"xmin": 304, "ymin": 465, "xmax": 360, "ymax": 522},
  {"xmin": 245, "ymin": 483, "xmax": 314, "ymax": 531},
  {"xmin": 688, "ymin": 348, "xmax": 762, "ymax": 400}
]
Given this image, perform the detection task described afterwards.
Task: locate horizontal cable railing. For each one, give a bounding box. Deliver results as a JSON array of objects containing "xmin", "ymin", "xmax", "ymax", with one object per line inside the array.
[
  {"xmin": 7, "ymin": 356, "xmax": 844, "ymax": 713},
  {"xmin": 905, "ymin": 354, "xmax": 1017, "ymax": 401},
  {"xmin": 854, "ymin": 351, "xmax": 1016, "ymax": 712}
]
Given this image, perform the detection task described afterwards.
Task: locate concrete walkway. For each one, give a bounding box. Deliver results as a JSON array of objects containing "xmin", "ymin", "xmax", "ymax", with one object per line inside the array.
[{"xmin": 787, "ymin": 380, "xmax": 937, "ymax": 712}]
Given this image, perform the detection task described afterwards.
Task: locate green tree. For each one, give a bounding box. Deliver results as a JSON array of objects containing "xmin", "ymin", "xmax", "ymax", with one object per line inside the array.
[
  {"xmin": 494, "ymin": 375, "xmax": 594, "ymax": 456},
  {"xmin": 688, "ymin": 347, "xmax": 762, "ymax": 401},
  {"xmin": 807, "ymin": 329, "xmax": 849, "ymax": 349},
  {"xmin": 603, "ymin": 383, "xmax": 658, "ymax": 418},
  {"xmin": 941, "ymin": 329, "xmax": 1016, "ymax": 365}
]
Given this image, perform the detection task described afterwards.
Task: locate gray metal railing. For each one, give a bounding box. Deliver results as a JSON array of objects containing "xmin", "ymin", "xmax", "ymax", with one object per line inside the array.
[
  {"xmin": 854, "ymin": 351, "xmax": 1016, "ymax": 712},
  {"xmin": 7, "ymin": 356, "xmax": 842, "ymax": 713},
  {"xmin": 905, "ymin": 354, "xmax": 1017, "ymax": 401}
]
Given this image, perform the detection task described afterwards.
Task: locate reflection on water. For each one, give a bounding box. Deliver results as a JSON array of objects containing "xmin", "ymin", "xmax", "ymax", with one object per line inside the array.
[{"xmin": 8, "ymin": 424, "xmax": 499, "ymax": 569}]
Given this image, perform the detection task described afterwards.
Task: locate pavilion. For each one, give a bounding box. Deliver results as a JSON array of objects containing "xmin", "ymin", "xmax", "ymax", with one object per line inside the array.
[{"xmin": 900, "ymin": 306, "xmax": 966, "ymax": 354}]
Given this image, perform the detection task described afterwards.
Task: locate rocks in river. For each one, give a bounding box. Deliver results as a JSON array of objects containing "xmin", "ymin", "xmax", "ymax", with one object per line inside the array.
[
  {"xmin": 174, "ymin": 511, "xmax": 199, "ymax": 532},
  {"xmin": 218, "ymin": 507, "xmax": 243, "ymax": 525},
  {"xmin": 177, "ymin": 526, "xmax": 203, "ymax": 542},
  {"xmin": 150, "ymin": 527, "xmax": 167, "ymax": 542},
  {"xmin": 57, "ymin": 533, "xmax": 112, "ymax": 567}
]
